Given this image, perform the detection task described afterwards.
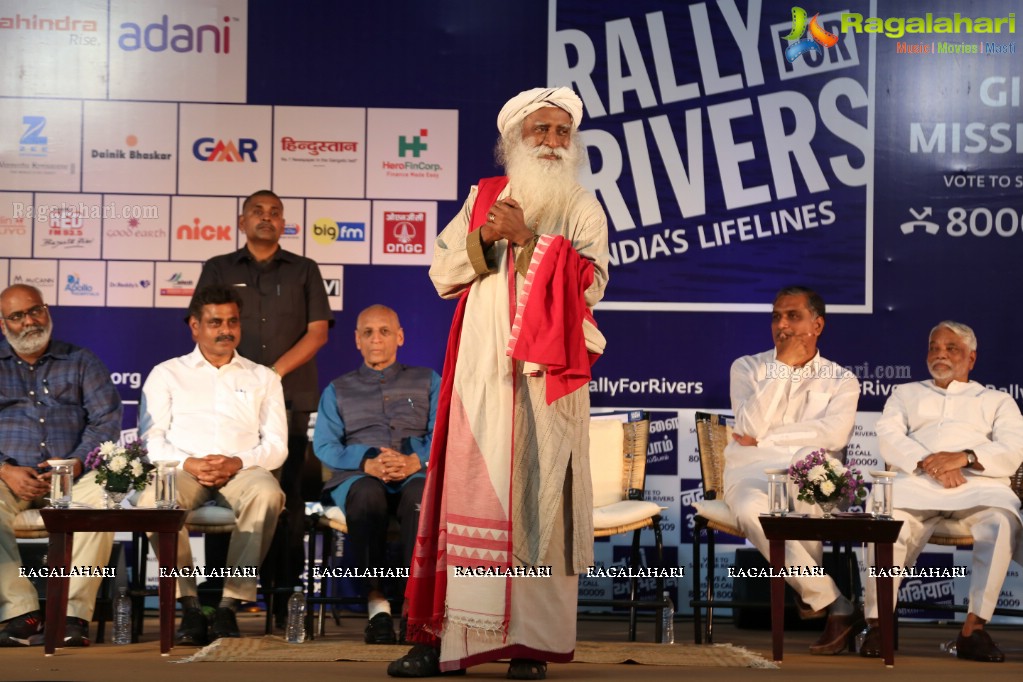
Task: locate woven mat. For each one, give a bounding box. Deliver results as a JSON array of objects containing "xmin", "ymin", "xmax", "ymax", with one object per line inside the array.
[{"xmin": 177, "ymin": 636, "xmax": 776, "ymax": 669}]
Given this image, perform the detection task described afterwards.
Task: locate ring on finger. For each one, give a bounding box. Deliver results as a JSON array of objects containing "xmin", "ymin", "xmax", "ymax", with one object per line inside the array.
[{"xmin": 488, "ymin": 212, "xmax": 496, "ymax": 222}]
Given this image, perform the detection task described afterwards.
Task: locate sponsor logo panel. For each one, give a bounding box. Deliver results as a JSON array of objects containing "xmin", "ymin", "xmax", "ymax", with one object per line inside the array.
[
  {"xmin": 154, "ymin": 261, "xmax": 201, "ymax": 309},
  {"xmin": 0, "ymin": 100, "xmax": 81, "ymax": 192},
  {"xmin": 274, "ymin": 106, "xmax": 366, "ymax": 198},
  {"xmin": 372, "ymin": 201, "xmax": 435, "ymax": 266},
  {"xmin": 366, "ymin": 108, "xmax": 458, "ymax": 200},
  {"xmin": 32, "ymin": 193, "xmax": 101, "ymax": 259},
  {"xmin": 10, "ymin": 258, "xmax": 58, "ymax": 303},
  {"xmin": 319, "ymin": 264, "xmax": 343, "ymax": 312},
  {"xmin": 0, "ymin": 191, "xmax": 34, "ymax": 258},
  {"xmin": 306, "ymin": 199, "xmax": 371, "ymax": 265},
  {"xmin": 178, "ymin": 103, "xmax": 271, "ymax": 195},
  {"xmin": 170, "ymin": 196, "xmax": 237, "ymax": 262},
  {"xmin": 106, "ymin": 261, "xmax": 155, "ymax": 307},
  {"xmin": 83, "ymin": 101, "xmax": 177, "ymax": 194},
  {"xmin": 57, "ymin": 259, "xmax": 105, "ymax": 306},
  {"xmin": 103, "ymin": 194, "xmax": 170, "ymax": 261},
  {"xmin": 108, "ymin": 0, "xmax": 247, "ymax": 102}
]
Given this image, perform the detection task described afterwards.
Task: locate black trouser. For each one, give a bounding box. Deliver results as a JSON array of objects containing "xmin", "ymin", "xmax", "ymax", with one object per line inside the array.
[{"xmin": 344, "ymin": 475, "xmax": 425, "ymax": 595}]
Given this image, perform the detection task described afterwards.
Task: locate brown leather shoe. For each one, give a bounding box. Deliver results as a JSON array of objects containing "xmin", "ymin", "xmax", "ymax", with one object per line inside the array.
[
  {"xmin": 858, "ymin": 625, "xmax": 881, "ymax": 658},
  {"xmin": 809, "ymin": 608, "xmax": 864, "ymax": 655},
  {"xmin": 956, "ymin": 629, "xmax": 1005, "ymax": 662}
]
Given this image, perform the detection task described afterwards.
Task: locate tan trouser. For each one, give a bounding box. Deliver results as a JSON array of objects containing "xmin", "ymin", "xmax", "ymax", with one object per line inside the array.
[
  {"xmin": 0, "ymin": 470, "xmax": 113, "ymax": 621},
  {"xmin": 139, "ymin": 467, "xmax": 284, "ymax": 602}
]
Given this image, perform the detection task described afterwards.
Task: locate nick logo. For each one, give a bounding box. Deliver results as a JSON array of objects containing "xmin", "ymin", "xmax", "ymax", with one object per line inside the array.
[
  {"xmin": 193, "ymin": 138, "xmax": 258, "ymax": 162},
  {"xmin": 118, "ymin": 15, "xmax": 232, "ymax": 53},
  {"xmin": 176, "ymin": 218, "xmax": 231, "ymax": 241},
  {"xmin": 20, "ymin": 116, "xmax": 48, "ymax": 157},
  {"xmin": 398, "ymin": 129, "xmax": 428, "ymax": 158},
  {"xmin": 783, "ymin": 7, "xmax": 839, "ymax": 62}
]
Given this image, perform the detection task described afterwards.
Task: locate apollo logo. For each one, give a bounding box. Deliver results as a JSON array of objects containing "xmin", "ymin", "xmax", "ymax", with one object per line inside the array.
[
  {"xmin": 192, "ymin": 138, "xmax": 258, "ymax": 162},
  {"xmin": 118, "ymin": 15, "xmax": 233, "ymax": 53}
]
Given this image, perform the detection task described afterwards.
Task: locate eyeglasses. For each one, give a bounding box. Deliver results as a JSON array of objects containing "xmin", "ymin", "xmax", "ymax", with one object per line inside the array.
[{"xmin": 3, "ymin": 304, "xmax": 49, "ymax": 323}]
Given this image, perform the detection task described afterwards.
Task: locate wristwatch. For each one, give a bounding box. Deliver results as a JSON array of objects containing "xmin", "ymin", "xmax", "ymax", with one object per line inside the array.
[{"xmin": 963, "ymin": 449, "xmax": 977, "ymax": 467}]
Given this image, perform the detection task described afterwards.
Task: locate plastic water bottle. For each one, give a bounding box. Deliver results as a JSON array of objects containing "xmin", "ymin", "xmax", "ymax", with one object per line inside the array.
[
  {"xmin": 286, "ymin": 586, "xmax": 307, "ymax": 643},
  {"xmin": 113, "ymin": 586, "xmax": 131, "ymax": 645},
  {"xmin": 661, "ymin": 590, "xmax": 675, "ymax": 644}
]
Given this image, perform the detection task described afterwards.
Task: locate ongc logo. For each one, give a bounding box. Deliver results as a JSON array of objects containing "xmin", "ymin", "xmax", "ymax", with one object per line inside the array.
[
  {"xmin": 383, "ymin": 212, "xmax": 425, "ymax": 254},
  {"xmin": 176, "ymin": 218, "xmax": 232, "ymax": 241},
  {"xmin": 192, "ymin": 138, "xmax": 258, "ymax": 162},
  {"xmin": 118, "ymin": 15, "xmax": 233, "ymax": 53}
]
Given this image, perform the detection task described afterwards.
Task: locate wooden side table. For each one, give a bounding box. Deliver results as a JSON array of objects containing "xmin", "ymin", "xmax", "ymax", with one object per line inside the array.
[
  {"xmin": 757, "ymin": 515, "xmax": 903, "ymax": 666},
  {"xmin": 39, "ymin": 508, "xmax": 187, "ymax": 655}
]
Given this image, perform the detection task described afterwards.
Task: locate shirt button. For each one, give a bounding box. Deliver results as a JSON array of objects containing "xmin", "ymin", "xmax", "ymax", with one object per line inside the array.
[
  {"xmin": 261, "ymin": 318, "xmax": 267, "ymax": 323},
  {"xmin": 40, "ymin": 442, "xmax": 46, "ymax": 448},
  {"xmin": 39, "ymin": 418, "xmax": 45, "ymax": 423},
  {"xmin": 29, "ymin": 391, "xmax": 35, "ymax": 396}
]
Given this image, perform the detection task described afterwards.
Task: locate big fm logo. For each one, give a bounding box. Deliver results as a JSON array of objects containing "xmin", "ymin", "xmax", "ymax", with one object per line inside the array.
[
  {"xmin": 313, "ymin": 218, "xmax": 365, "ymax": 245},
  {"xmin": 398, "ymin": 129, "xmax": 428, "ymax": 157},
  {"xmin": 176, "ymin": 217, "xmax": 231, "ymax": 241},
  {"xmin": 118, "ymin": 15, "xmax": 233, "ymax": 53},
  {"xmin": 783, "ymin": 7, "xmax": 839, "ymax": 62},
  {"xmin": 193, "ymin": 137, "xmax": 258, "ymax": 162},
  {"xmin": 383, "ymin": 212, "xmax": 425, "ymax": 254},
  {"xmin": 20, "ymin": 116, "xmax": 48, "ymax": 157}
]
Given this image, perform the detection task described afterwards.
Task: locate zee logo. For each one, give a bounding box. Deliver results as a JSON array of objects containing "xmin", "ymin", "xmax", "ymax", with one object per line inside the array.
[{"xmin": 192, "ymin": 138, "xmax": 258, "ymax": 162}]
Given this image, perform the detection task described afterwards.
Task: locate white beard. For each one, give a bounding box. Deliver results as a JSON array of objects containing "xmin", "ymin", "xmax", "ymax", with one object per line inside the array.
[
  {"xmin": 502, "ymin": 136, "xmax": 583, "ymax": 227},
  {"xmin": 5, "ymin": 317, "xmax": 52, "ymax": 356}
]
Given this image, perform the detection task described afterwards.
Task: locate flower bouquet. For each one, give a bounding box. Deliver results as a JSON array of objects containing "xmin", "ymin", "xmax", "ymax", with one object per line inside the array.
[
  {"xmin": 85, "ymin": 440, "xmax": 154, "ymax": 507},
  {"xmin": 788, "ymin": 448, "xmax": 867, "ymax": 517}
]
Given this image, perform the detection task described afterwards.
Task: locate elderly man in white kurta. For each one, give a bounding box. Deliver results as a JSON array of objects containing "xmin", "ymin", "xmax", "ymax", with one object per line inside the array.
[
  {"xmin": 389, "ymin": 87, "xmax": 608, "ymax": 680},
  {"xmin": 140, "ymin": 285, "xmax": 287, "ymax": 645},
  {"xmin": 860, "ymin": 321, "xmax": 1023, "ymax": 662},
  {"xmin": 724, "ymin": 286, "xmax": 862, "ymax": 655}
]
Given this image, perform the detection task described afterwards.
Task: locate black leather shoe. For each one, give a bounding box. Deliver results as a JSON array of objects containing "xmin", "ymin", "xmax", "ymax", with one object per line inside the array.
[
  {"xmin": 809, "ymin": 608, "xmax": 863, "ymax": 655},
  {"xmin": 210, "ymin": 607, "xmax": 240, "ymax": 640},
  {"xmin": 64, "ymin": 616, "xmax": 91, "ymax": 647},
  {"xmin": 176, "ymin": 607, "xmax": 209, "ymax": 646},
  {"xmin": 956, "ymin": 629, "xmax": 1005, "ymax": 662},
  {"xmin": 858, "ymin": 625, "xmax": 881, "ymax": 658},
  {"xmin": 792, "ymin": 593, "xmax": 827, "ymax": 620},
  {"xmin": 365, "ymin": 612, "xmax": 397, "ymax": 644}
]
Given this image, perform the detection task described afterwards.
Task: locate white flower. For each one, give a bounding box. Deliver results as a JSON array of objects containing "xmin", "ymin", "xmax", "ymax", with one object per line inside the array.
[
  {"xmin": 108, "ymin": 454, "xmax": 128, "ymax": 473},
  {"xmin": 820, "ymin": 480, "xmax": 836, "ymax": 496},
  {"xmin": 808, "ymin": 465, "xmax": 828, "ymax": 482},
  {"xmin": 99, "ymin": 441, "xmax": 119, "ymax": 457},
  {"xmin": 130, "ymin": 460, "xmax": 144, "ymax": 477}
]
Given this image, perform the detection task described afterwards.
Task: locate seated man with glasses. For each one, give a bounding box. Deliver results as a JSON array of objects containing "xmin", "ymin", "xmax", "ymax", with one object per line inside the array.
[{"xmin": 0, "ymin": 284, "xmax": 123, "ymax": 647}]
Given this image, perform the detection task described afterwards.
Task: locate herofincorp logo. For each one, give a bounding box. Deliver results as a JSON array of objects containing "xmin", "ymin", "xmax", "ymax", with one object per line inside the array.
[{"xmin": 118, "ymin": 14, "xmax": 233, "ymax": 53}]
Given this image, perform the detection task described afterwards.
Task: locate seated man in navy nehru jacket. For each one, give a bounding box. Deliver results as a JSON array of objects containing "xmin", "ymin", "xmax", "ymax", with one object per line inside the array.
[
  {"xmin": 139, "ymin": 284, "xmax": 287, "ymax": 645},
  {"xmin": 0, "ymin": 284, "xmax": 123, "ymax": 647},
  {"xmin": 313, "ymin": 304, "xmax": 439, "ymax": 644}
]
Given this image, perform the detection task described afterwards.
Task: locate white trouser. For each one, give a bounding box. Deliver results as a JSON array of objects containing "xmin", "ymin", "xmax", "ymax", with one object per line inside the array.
[
  {"xmin": 864, "ymin": 506, "xmax": 1020, "ymax": 620},
  {"xmin": 0, "ymin": 470, "xmax": 113, "ymax": 621},
  {"xmin": 726, "ymin": 475, "xmax": 841, "ymax": 611}
]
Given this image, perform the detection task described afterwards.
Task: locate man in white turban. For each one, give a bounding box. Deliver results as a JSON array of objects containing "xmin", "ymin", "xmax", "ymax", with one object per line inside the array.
[{"xmin": 389, "ymin": 87, "xmax": 608, "ymax": 680}]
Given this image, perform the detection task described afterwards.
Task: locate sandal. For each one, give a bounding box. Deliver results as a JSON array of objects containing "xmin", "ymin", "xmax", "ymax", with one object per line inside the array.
[
  {"xmin": 387, "ymin": 645, "xmax": 466, "ymax": 677},
  {"xmin": 507, "ymin": 658, "xmax": 547, "ymax": 680}
]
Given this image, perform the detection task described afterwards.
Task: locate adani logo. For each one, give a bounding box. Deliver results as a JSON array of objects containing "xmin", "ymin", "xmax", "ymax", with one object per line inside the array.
[
  {"xmin": 312, "ymin": 218, "xmax": 365, "ymax": 245},
  {"xmin": 192, "ymin": 138, "xmax": 258, "ymax": 162},
  {"xmin": 118, "ymin": 14, "xmax": 233, "ymax": 53}
]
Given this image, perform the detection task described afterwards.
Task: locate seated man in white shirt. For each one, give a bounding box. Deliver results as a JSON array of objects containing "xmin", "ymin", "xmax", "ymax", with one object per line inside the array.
[
  {"xmin": 139, "ymin": 285, "xmax": 287, "ymax": 645},
  {"xmin": 725, "ymin": 286, "xmax": 862, "ymax": 655},
  {"xmin": 861, "ymin": 321, "xmax": 1023, "ymax": 662}
]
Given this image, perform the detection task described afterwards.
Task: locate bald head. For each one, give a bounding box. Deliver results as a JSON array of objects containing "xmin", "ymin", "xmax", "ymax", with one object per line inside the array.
[{"xmin": 355, "ymin": 305, "xmax": 404, "ymax": 371}]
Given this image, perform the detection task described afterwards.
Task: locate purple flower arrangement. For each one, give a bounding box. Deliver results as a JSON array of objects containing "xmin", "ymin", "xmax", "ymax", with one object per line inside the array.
[
  {"xmin": 85, "ymin": 440, "xmax": 153, "ymax": 493},
  {"xmin": 788, "ymin": 448, "xmax": 867, "ymax": 506}
]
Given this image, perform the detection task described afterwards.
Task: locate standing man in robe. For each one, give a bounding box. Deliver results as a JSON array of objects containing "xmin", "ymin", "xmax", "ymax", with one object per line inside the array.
[{"xmin": 389, "ymin": 87, "xmax": 608, "ymax": 680}]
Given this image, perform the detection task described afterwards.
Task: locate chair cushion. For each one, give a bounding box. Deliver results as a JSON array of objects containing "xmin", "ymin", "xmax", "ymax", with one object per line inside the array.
[
  {"xmin": 593, "ymin": 499, "xmax": 663, "ymax": 531},
  {"xmin": 692, "ymin": 499, "xmax": 741, "ymax": 530},
  {"xmin": 14, "ymin": 509, "xmax": 45, "ymax": 532},
  {"xmin": 186, "ymin": 505, "xmax": 236, "ymax": 526},
  {"xmin": 589, "ymin": 418, "xmax": 625, "ymax": 507}
]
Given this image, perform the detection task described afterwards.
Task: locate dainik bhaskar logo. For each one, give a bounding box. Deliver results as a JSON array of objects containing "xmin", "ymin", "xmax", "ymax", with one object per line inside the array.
[{"xmin": 783, "ymin": 7, "xmax": 839, "ymax": 62}]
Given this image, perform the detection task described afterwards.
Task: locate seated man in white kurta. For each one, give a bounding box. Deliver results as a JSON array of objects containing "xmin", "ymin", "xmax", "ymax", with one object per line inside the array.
[
  {"xmin": 861, "ymin": 321, "xmax": 1023, "ymax": 662},
  {"xmin": 724, "ymin": 286, "xmax": 862, "ymax": 655}
]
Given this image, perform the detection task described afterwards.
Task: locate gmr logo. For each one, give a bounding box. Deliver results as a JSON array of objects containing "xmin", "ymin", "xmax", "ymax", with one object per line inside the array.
[
  {"xmin": 193, "ymin": 138, "xmax": 258, "ymax": 162},
  {"xmin": 20, "ymin": 116, "xmax": 47, "ymax": 157},
  {"xmin": 118, "ymin": 15, "xmax": 232, "ymax": 53},
  {"xmin": 398, "ymin": 129, "xmax": 428, "ymax": 157},
  {"xmin": 783, "ymin": 7, "xmax": 839, "ymax": 62}
]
